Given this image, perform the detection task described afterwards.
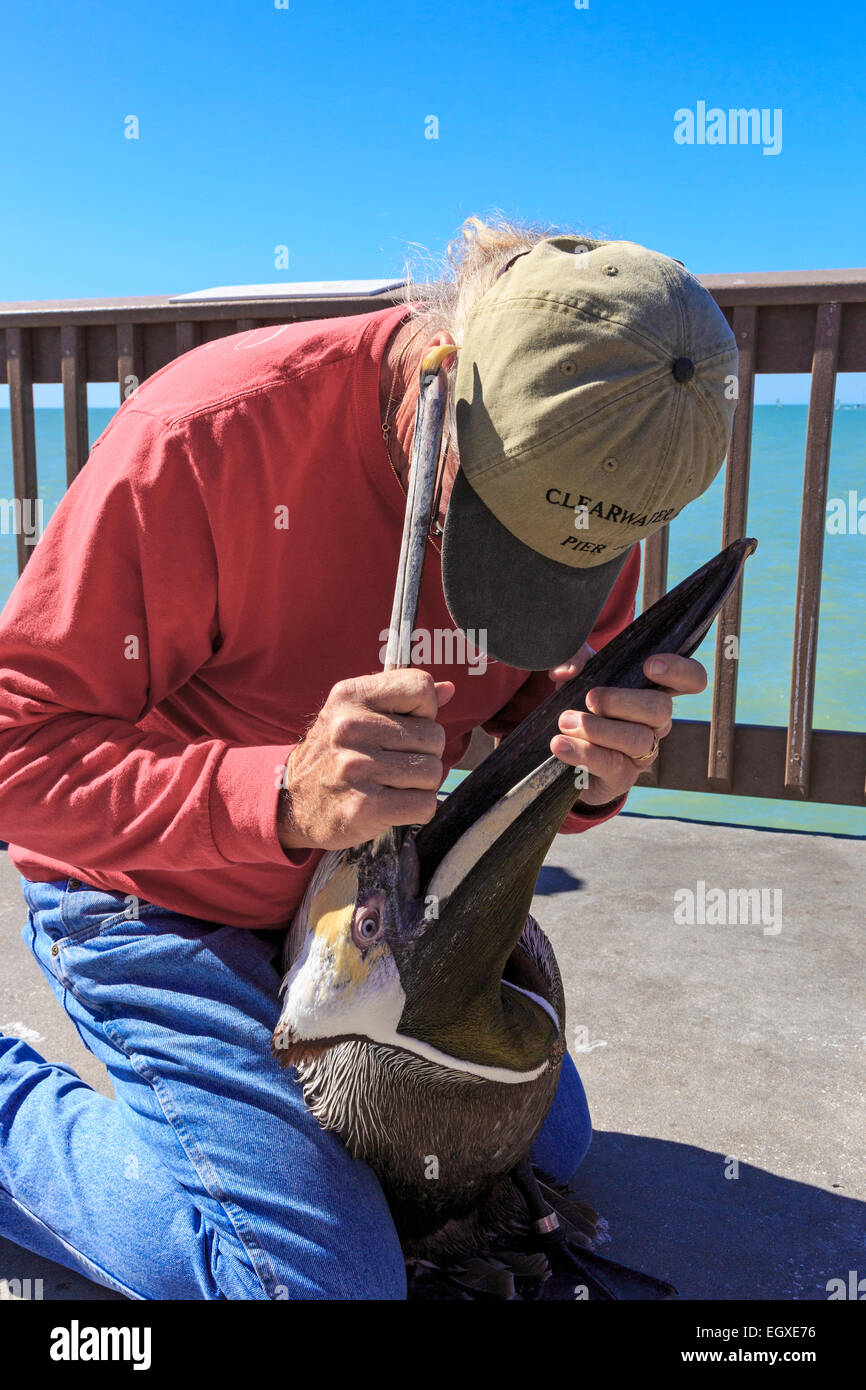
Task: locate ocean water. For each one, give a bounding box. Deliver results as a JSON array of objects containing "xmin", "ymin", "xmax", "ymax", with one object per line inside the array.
[{"xmin": 1, "ymin": 405, "xmax": 864, "ymax": 836}]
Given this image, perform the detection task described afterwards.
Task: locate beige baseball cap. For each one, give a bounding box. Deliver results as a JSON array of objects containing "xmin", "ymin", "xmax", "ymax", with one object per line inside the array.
[{"xmin": 442, "ymin": 234, "xmax": 738, "ymax": 669}]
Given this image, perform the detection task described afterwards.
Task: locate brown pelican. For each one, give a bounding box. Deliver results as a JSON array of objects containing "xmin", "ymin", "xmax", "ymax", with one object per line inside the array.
[
  {"xmin": 272, "ymin": 535, "xmax": 754, "ymax": 1298},
  {"xmin": 271, "ymin": 352, "xmax": 757, "ymax": 1298}
]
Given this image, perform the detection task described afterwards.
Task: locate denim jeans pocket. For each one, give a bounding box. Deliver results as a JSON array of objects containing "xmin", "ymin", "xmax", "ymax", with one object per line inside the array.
[
  {"xmin": 44, "ymin": 906, "xmax": 195, "ymax": 1024},
  {"xmin": 22, "ymin": 878, "xmax": 160, "ymax": 945},
  {"xmin": 57, "ymin": 914, "xmax": 286, "ymax": 1029},
  {"xmin": 24, "ymin": 877, "xmax": 175, "ymax": 991},
  {"xmin": 58, "ymin": 897, "xmax": 166, "ymax": 947},
  {"xmin": 23, "ymin": 877, "xmax": 287, "ymax": 1030}
]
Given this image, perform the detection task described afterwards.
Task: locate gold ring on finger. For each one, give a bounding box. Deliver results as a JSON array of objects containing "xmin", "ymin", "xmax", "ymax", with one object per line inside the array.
[{"xmin": 634, "ymin": 731, "xmax": 661, "ymax": 764}]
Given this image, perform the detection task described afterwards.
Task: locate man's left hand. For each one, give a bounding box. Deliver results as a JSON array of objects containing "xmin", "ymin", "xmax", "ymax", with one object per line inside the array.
[{"xmin": 548, "ymin": 645, "xmax": 707, "ymax": 809}]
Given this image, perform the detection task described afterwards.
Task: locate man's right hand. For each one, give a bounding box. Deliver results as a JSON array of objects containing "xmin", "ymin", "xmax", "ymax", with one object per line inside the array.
[{"xmin": 277, "ymin": 670, "xmax": 456, "ymax": 851}]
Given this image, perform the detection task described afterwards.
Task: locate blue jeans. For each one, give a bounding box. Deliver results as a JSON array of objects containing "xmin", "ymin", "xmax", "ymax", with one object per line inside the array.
[{"xmin": 0, "ymin": 877, "xmax": 592, "ymax": 1300}]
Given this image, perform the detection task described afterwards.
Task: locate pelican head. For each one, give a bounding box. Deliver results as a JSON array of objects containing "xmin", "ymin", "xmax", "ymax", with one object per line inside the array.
[{"xmin": 272, "ymin": 757, "xmax": 570, "ymax": 1085}]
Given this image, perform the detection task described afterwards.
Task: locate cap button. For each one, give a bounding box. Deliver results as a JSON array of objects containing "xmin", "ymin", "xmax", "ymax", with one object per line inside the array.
[{"xmin": 672, "ymin": 356, "xmax": 695, "ymax": 383}]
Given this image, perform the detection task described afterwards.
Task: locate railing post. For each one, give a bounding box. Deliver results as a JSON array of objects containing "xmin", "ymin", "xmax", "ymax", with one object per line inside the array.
[
  {"xmin": 5, "ymin": 327, "xmax": 39, "ymax": 575},
  {"xmin": 641, "ymin": 527, "xmax": 670, "ymax": 612},
  {"xmin": 116, "ymin": 323, "xmax": 141, "ymax": 406},
  {"xmin": 175, "ymin": 322, "xmax": 200, "ymax": 356},
  {"xmin": 785, "ymin": 302, "xmax": 842, "ymax": 798},
  {"xmin": 60, "ymin": 325, "xmax": 90, "ymax": 483},
  {"xmin": 637, "ymin": 527, "xmax": 670, "ymax": 787},
  {"xmin": 707, "ymin": 305, "xmax": 757, "ymax": 792}
]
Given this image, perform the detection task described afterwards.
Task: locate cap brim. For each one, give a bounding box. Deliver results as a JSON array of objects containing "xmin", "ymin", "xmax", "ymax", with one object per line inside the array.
[{"xmin": 441, "ymin": 468, "xmax": 633, "ymax": 670}]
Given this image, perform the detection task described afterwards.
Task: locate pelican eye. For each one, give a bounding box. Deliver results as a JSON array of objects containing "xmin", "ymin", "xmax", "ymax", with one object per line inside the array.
[{"xmin": 351, "ymin": 902, "xmax": 385, "ymax": 951}]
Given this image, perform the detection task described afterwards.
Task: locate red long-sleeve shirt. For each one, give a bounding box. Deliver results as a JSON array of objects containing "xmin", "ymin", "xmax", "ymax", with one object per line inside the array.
[{"xmin": 0, "ymin": 304, "xmax": 640, "ymax": 929}]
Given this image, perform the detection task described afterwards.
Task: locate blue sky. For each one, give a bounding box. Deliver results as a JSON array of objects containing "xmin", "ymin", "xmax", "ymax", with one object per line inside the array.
[{"xmin": 2, "ymin": 0, "xmax": 864, "ymax": 403}]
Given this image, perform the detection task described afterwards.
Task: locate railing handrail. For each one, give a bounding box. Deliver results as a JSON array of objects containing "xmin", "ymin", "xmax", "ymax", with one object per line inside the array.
[
  {"xmin": 0, "ymin": 289, "xmax": 407, "ymax": 327},
  {"xmin": 2, "ymin": 266, "xmax": 866, "ymax": 328}
]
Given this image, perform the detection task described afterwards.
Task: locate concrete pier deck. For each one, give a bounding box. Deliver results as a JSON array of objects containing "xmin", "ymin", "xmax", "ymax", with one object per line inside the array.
[{"xmin": 1, "ymin": 811, "xmax": 863, "ymax": 1301}]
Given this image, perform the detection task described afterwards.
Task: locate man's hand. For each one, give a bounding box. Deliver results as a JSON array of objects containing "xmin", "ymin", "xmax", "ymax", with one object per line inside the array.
[
  {"xmin": 278, "ymin": 671, "xmax": 455, "ymax": 851},
  {"xmin": 548, "ymin": 645, "xmax": 707, "ymax": 809}
]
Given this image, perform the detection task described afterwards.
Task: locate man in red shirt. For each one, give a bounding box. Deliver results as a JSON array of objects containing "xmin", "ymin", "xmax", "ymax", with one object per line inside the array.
[{"xmin": 0, "ymin": 221, "xmax": 736, "ymax": 1298}]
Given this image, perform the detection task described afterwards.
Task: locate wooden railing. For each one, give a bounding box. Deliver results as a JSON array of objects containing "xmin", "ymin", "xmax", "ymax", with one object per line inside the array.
[
  {"xmin": 642, "ymin": 271, "xmax": 865, "ymax": 808},
  {"xmin": 2, "ymin": 270, "xmax": 865, "ymax": 806}
]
